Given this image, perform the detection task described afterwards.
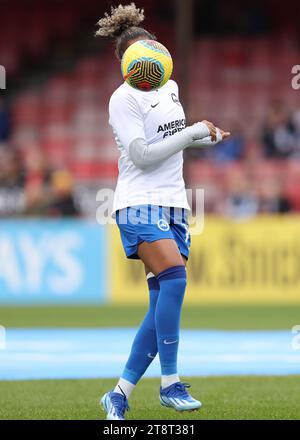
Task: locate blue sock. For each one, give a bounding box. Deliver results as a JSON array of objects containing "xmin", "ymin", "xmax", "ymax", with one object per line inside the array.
[
  {"xmin": 121, "ymin": 277, "xmax": 159, "ymax": 385},
  {"xmin": 155, "ymin": 265, "xmax": 186, "ymax": 376}
]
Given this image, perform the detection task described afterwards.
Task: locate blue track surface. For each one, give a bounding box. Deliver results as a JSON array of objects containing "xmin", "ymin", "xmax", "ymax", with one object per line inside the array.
[{"xmin": 0, "ymin": 328, "xmax": 299, "ymax": 380}]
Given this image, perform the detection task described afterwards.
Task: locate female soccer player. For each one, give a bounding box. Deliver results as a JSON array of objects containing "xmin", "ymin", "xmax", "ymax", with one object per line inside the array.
[{"xmin": 96, "ymin": 3, "xmax": 230, "ymax": 420}]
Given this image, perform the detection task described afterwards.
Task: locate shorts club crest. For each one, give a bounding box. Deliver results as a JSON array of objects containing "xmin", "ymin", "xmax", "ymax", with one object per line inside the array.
[{"xmin": 116, "ymin": 205, "xmax": 191, "ymax": 260}]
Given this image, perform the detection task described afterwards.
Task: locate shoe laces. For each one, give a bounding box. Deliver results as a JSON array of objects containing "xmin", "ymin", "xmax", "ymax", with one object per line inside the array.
[
  {"xmin": 168, "ymin": 382, "xmax": 191, "ymax": 398},
  {"xmin": 110, "ymin": 388, "xmax": 130, "ymax": 418}
]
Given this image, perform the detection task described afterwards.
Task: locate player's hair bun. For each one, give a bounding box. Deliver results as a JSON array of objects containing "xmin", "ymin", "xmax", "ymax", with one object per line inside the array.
[{"xmin": 95, "ymin": 3, "xmax": 145, "ymax": 38}]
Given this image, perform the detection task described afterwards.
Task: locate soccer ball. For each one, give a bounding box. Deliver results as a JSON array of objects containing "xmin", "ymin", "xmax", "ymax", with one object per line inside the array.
[{"xmin": 121, "ymin": 40, "xmax": 173, "ymax": 92}]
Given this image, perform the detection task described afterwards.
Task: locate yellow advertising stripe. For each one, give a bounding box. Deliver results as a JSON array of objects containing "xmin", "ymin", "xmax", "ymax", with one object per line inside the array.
[{"xmin": 109, "ymin": 216, "xmax": 300, "ymax": 304}]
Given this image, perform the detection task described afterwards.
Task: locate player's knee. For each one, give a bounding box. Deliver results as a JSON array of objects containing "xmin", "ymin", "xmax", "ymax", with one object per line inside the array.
[{"xmin": 157, "ymin": 265, "xmax": 187, "ymax": 295}]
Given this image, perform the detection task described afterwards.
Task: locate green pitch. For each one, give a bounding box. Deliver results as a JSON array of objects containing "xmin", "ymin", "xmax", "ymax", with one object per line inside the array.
[
  {"xmin": 1, "ymin": 304, "xmax": 299, "ymax": 420},
  {"xmin": 0, "ymin": 376, "xmax": 299, "ymax": 420},
  {"xmin": 0, "ymin": 304, "xmax": 299, "ymax": 329}
]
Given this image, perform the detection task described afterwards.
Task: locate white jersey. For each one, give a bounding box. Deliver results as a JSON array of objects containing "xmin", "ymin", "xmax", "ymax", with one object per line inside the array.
[{"xmin": 109, "ymin": 79, "xmax": 190, "ymax": 214}]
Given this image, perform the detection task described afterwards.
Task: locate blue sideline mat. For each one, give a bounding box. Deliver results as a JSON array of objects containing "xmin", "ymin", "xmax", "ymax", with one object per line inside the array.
[{"xmin": 0, "ymin": 328, "xmax": 299, "ymax": 380}]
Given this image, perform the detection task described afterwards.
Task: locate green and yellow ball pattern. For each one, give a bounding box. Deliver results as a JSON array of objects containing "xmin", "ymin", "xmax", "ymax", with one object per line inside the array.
[{"xmin": 121, "ymin": 40, "xmax": 173, "ymax": 91}]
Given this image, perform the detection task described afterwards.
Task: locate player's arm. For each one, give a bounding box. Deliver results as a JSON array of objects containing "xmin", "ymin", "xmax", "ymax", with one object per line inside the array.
[
  {"xmin": 129, "ymin": 122, "xmax": 212, "ymax": 169},
  {"xmin": 129, "ymin": 123, "xmax": 231, "ymax": 170}
]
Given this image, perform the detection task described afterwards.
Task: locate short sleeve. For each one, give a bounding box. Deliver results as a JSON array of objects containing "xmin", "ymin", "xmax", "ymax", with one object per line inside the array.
[{"xmin": 109, "ymin": 91, "xmax": 146, "ymax": 150}]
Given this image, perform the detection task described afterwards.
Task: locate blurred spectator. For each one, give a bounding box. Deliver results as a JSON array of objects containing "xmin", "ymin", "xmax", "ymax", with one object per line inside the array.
[
  {"xmin": 261, "ymin": 100, "xmax": 295, "ymax": 158},
  {"xmin": 0, "ymin": 97, "xmax": 11, "ymax": 142},
  {"xmin": 23, "ymin": 146, "xmax": 52, "ymax": 189},
  {"xmin": 223, "ymin": 174, "xmax": 259, "ymax": 219},
  {"xmin": 0, "ymin": 147, "xmax": 25, "ymax": 217},
  {"xmin": 258, "ymin": 178, "xmax": 292, "ymax": 214},
  {"xmin": 47, "ymin": 170, "xmax": 80, "ymax": 217},
  {"xmin": 22, "ymin": 147, "xmax": 52, "ymax": 216},
  {"xmin": 211, "ymin": 121, "xmax": 245, "ymax": 163},
  {"xmin": 291, "ymin": 107, "xmax": 300, "ymax": 158},
  {"xmin": 22, "ymin": 180, "xmax": 49, "ymax": 216},
  {"xmin": 22, "ymin": 148, "xmax": 80, "ymax": 217}
]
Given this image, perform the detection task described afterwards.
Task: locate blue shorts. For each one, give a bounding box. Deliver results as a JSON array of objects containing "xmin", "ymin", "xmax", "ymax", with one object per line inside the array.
[{"xmin": 116, "ymin": 205, "xmax": 191, "ymax": 260}]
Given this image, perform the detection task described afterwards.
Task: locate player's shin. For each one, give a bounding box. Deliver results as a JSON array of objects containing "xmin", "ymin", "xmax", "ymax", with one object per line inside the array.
[
  {"xmin": 155, "ymin": 265, "xmax": 186, "ymax": 389},
  {"xmin": 114, "ymin": 275, "xmax": 159, "ymax": 398}
]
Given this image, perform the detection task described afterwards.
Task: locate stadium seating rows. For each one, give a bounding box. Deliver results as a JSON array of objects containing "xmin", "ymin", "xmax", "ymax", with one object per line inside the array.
[
  {"xmin": 3, "ymin": 2, "xmax": 299, "ymax": 210},
  {"xmin": 10, "ymin": 38, "xmax": 299, "ymax": 159},
  {"xmin": 185, "ymin": 159, "xmax": 300, "ymax": 211},
  {"xmin": 0, "ymin": 0, "xmax": 157, "ymax": 76}
]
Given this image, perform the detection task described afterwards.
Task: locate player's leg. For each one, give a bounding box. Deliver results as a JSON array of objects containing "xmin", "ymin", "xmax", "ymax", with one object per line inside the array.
[
  {"xmin": 113, "ymin": 268, "xmax": 159, "ymax": 397},
  {"xmin": 101, "ymin": 266, "xmax": 160, "ymax": 420},
  {"xmin": 138, "ymin": 238, "xmax": 185, "ymax": 386},
  {"xmin": 138, "ymin": 238, "xmax": 201, "ymax": 411},
  {"xmin": 109, "ymin": 242, "xmax": 185, "ymax": 403}
]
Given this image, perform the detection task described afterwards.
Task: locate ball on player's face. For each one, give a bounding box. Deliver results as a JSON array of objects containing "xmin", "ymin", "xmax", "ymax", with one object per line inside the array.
[{"xmin": 121, "ymin": 40, "xmax": 173, "ymax": 92}]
